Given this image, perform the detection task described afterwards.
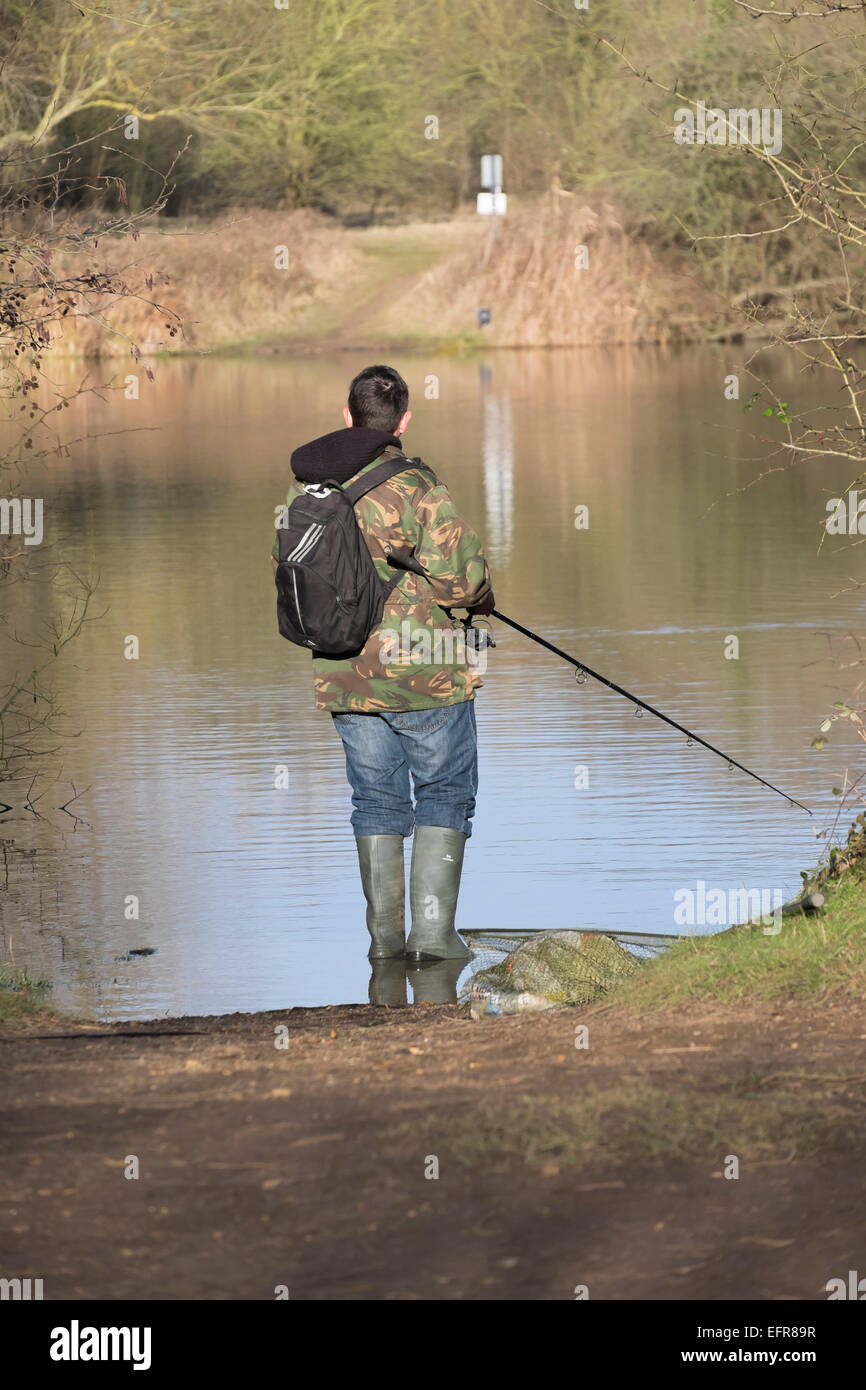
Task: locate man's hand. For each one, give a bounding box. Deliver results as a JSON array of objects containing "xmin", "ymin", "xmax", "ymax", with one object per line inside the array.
[{"xmin": 466, "ymin": 591, "xmax": 495, "ymax": 617}]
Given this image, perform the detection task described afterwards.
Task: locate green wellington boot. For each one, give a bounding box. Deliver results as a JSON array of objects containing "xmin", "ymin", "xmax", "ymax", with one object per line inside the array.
[
  {"xmin": 356, "ymin": 835, "xmax": 406, "ymax": 960},
  {"xmin": 405, "ymin": 826, "xmax": 473, "ymax": 963}
]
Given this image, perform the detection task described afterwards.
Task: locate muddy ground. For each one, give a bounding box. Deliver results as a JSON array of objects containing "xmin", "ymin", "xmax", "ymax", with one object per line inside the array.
[{"xmin": 2, "ymin": 997, "xmax": 864, "ymax": 1300}]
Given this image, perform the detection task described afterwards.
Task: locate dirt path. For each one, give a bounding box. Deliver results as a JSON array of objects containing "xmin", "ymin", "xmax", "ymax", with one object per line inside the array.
[
  {"xmin": 326, "ymin": 262, "xmax": 432, "ymax": 349},
  {"xmin": 257, "ymin": 221, "xmax": 483, "ymax": 355},
  {"xmin": 2, "ymin": 997, "xmax": 863, "ymax": 1300}
]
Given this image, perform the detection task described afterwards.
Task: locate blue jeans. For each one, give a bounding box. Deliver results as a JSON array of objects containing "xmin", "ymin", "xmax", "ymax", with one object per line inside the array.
[{"xmin": 332, "ymin": 700, "xmax": 478, "ymax": 838}]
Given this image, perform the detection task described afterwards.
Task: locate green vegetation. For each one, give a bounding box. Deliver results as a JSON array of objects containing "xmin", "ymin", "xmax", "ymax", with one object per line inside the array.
[
  {"xmin": 0, "ymin": 964, "xmax": 53, "ymax": 1025},
  {"xmin": 616, "ymin": 820, "xmax": 866, "ymax": 1012}
]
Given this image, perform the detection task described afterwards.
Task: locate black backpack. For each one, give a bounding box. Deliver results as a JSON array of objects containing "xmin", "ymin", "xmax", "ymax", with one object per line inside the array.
[{"xmin": 274, "ymin": 456, "xmax": 423, "ymax": 657}]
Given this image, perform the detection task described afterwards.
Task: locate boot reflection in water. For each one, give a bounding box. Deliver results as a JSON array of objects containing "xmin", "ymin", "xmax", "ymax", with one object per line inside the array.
[
  {"xmin": 368, "ymin": 959, "xmax": 408, "ymax": 1007},
  {"xmin": 407, "ymin": 958, "xmax": 468, "ymax": 1005}
]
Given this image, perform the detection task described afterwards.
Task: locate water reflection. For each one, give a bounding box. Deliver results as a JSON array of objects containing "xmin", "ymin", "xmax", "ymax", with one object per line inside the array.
[{"xmin": 481, "ymin": 381, "xmax": 514, "ymax": 563}]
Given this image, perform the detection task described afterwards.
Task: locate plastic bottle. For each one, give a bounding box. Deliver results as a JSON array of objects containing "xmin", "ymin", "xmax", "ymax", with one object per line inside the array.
[{"xmin": 469, "ymin": 983, "xmax": 552, "ymax": 1019}]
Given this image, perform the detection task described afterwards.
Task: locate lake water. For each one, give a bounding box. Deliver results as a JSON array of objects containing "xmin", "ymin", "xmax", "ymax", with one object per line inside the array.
[{"xmin": 0, "ymin": 346, "xmax": 859, "ymax": 1020}]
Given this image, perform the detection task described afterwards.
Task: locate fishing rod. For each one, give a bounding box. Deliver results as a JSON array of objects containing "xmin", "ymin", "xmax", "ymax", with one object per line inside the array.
[
  {"xmin": 384, "ymin": 547, "xmax": 812, "ymax": 816},
  {"xmin": 490, "ymin": 608, "xmax": 812, "ymax": 816}
]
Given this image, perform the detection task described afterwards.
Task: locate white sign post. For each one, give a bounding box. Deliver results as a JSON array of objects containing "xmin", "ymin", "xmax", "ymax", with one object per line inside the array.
[
  {"xmin": 478, "ymin": 154, "xmax": 505, "ymax": 271},
  {"xmin": 477, "ymin": 154, "xmax": 506, "ymax": 216}
]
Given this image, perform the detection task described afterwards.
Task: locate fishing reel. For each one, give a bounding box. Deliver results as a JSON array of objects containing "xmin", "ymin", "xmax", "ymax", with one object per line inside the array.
[{"xmin": 461, "ymin": 613, "xmax": 496, "ymax": 651}]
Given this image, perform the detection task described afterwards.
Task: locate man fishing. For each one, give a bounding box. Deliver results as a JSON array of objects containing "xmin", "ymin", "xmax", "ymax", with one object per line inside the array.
[{"xmin": 273, "ymin": 364, "xmax": 494, "ymax": 963}]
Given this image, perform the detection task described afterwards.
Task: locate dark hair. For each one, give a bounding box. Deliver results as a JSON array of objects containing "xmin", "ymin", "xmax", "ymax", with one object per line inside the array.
[{"xmin": 347, "ymin": 364, "xmax": 409, "ymax": 431}]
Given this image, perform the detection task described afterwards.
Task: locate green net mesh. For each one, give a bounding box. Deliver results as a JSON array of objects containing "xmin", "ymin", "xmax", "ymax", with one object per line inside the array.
[{"xmin": 463, "ymin": 929, "xmax": 643, "ymax": 1006}]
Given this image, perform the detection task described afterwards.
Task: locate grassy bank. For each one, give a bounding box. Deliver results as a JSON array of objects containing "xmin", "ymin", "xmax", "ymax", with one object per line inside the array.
[
  {"xmin": 45, "ymin": 196, "xmax": 727, "ymax": 359},
  {"xmin": 0, "ymin": 964, "xmax": 54, "ymax": 1025},
  {"xmin": 613, "ymin": 820, "xmax": 866, "ymax": 1014}
]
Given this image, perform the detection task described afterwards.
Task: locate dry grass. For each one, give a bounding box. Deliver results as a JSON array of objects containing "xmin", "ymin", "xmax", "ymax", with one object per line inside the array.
[
  {"xmin": 379, "ymin": 192, "xmax": 720, "ymax": 348},
  {"xmin": 42, "ymin": 196, "xmax": 724, "ymax": 358},
  {"xmin": 45, "ymin": 208, "xmax": 359, "ymax": 358}
]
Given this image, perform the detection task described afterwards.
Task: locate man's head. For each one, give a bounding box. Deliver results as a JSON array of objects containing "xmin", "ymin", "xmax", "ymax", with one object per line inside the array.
[{"xmin": 343, "ymin": 364, "xmax": 411, "ymax": 436}]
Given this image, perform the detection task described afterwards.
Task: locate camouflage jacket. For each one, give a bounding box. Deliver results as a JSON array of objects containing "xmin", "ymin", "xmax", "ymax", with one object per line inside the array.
[{"xmin": 273, "ymin": 445, "xmax": 493, "ymax": 713}]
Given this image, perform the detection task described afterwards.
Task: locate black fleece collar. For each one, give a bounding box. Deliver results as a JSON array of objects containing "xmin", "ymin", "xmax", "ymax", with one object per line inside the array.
[{"xmin": 290, "ymin": 427, "xmax": 402, "ymax": 485}]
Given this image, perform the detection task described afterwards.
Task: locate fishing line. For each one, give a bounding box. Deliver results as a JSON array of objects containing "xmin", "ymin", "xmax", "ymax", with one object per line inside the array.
[{"xmin": 491, "ymin": 609, "xmax": 812, "ymax": 815}]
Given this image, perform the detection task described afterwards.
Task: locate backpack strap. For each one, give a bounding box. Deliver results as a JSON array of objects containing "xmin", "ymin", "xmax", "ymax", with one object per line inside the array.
[
  {"xmin": 343, "ymin": 455, "xmax": 429, "ymax": 601},
  {"xmin": 381, "ymin": 569, "xmax": 403, "ymax": 601},
  {"xmin": 343, "ymin": 455, "xmax": 427, "ymax": 505}
]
